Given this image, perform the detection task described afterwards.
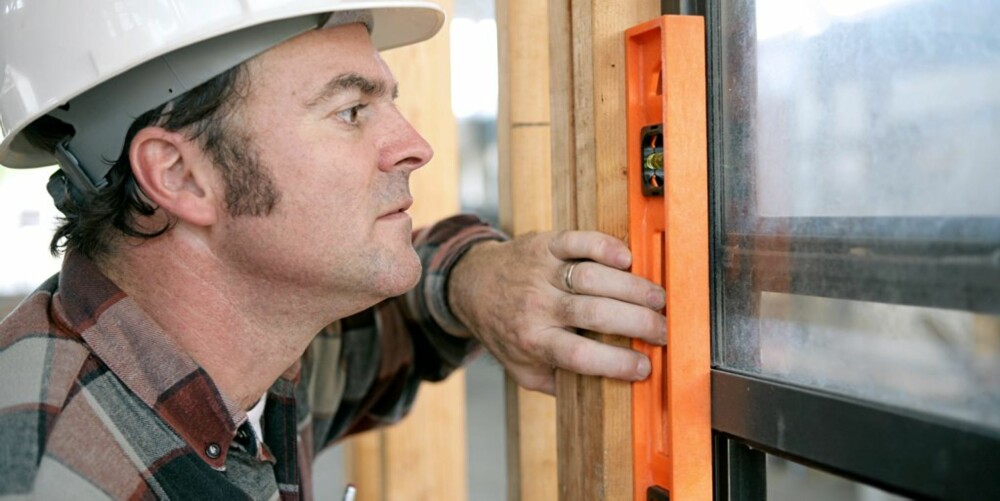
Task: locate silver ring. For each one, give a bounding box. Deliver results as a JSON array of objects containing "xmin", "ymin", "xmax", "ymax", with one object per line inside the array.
[{"xmin": 563, "ymin": 261, "xmax": 580, "ymax": 294}]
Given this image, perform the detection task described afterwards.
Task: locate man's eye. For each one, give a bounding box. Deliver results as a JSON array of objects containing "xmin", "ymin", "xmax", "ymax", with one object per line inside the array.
[{"xmin": 336, "ymin": 104, "xmax": 367, "ymax": 126}]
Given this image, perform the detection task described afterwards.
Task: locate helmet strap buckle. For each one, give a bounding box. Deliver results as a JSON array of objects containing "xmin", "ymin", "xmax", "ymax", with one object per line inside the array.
[{"xmin": 50, "ymin": 140, "xmax": 105, "ymax": 210}]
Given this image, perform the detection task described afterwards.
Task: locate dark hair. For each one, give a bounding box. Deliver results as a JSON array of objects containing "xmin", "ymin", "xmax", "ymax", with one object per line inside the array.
[{"xmin": 23, "ymin": 62, "xmax": 280, "ymax": 263}]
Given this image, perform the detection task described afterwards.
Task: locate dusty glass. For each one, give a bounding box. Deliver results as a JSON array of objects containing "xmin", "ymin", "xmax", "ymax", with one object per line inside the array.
[{"xmin": 717, "ymin": 0, "xmax": 1000, "ymax": 430}]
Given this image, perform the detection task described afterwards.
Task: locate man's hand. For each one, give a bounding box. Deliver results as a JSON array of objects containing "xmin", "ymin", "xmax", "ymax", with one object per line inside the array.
[{"xmin": 448, "ymin": 231, "xmax": 666, "ymax": 395}]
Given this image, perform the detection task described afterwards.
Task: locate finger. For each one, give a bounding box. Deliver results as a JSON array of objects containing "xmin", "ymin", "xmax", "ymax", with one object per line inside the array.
[
  {"xmin": 558, "ymin": 261, "xmax": 665, "ymax": 310},
  {"xmin": 512, "ymin": 369, "xmax": 556, "ymax": 396},
  {"xmin": 548, "ymin": 231, "xmax": 633, "ymax": 269},
  {"xmin": 545, "ymin": 330, "xmax": 652, "ymax": 381},
  {"xmin": 556, "ymin": 295, "xmax": 667, "ymax": 346}
]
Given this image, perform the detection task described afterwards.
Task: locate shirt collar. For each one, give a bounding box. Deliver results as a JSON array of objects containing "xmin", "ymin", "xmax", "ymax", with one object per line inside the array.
[{"xmin": 54, "ymin": 251, "xmax": 246, "ymax": 470}]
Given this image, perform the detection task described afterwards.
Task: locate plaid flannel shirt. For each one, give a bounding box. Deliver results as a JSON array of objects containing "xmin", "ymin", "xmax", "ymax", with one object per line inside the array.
[{"xmin": 0, "ymin": 214, "xmax": 505, "ymax": 500}]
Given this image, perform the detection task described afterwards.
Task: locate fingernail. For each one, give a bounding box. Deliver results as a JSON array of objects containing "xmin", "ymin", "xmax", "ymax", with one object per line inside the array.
[
  {"xmin": 655, "ymin": 319, "xmax": 667, "ymax": 346},
  {"xmin": 647, "ymin": 289, "xmax": 666, "ymax": 309},
  {"xmin": 616, "ymin": 251, "xmax": 632, "ymax": 268},
  {"xmin": 636, "ymin": 357, "xmax": 651, "ymax": 379}
]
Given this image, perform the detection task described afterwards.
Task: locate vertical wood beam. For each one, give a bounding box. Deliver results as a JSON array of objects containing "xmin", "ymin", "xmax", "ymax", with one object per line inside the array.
[
  {"xmin": 345, "ymin": 2, "xmax": 467, "ymax": 500},
  {"xmin": 496, "ymin": 0, "xmax": 558, "ymax": 500},
  {"xmin": 548, "ymin": 1, "xmax": 660, "ymax": 500},
  {"xmin": 346, "ymin": 432, "xmax": 384, "ymax": 501}
]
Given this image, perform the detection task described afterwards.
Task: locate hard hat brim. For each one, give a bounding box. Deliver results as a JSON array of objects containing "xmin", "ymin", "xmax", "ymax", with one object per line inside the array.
[{"xmin": 1, "ymin": 2, "xmax": 446, "ymax": 170}]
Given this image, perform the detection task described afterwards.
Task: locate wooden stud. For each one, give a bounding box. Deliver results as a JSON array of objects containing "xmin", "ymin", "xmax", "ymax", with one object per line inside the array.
[
  {"xmin": 548, "ymin": 1, "xmax": 661, "ymax": 500},
  {"xmin": 496, "ymin": 0, "xmax": 558, "ymax": 500},
  {"xmin": 344, "ymin": 2, "xmax": 468, "ymax": 500},
  {"xmin": 345, "ymin": 432, "xmax": 384, "ymax": 501}
]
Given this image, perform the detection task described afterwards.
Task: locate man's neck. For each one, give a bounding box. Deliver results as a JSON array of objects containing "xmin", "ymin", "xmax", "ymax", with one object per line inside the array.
[{"xmin": 102, "ymin": 230, "xmax": 349, "ymax": 411}]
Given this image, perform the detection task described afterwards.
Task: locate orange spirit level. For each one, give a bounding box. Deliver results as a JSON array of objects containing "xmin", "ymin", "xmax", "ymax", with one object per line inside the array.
[{"xmin": 626, "ymin": 16, "xmax": 711, "ymax": 501}]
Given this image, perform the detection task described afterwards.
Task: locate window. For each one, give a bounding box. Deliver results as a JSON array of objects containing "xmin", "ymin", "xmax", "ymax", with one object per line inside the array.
[{"xmin": 702, "ymin": 0, "xmax": 1000, "ymax": 498}]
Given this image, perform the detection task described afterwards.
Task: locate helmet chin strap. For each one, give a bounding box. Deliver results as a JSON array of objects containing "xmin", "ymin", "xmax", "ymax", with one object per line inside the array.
[
  {"xmin": 54, "ymin": 140, "xmax": 106, "ymax": 195},
  {"xmin": 48, "ymin": 140, "xmax": 101, "ymax": 211}
]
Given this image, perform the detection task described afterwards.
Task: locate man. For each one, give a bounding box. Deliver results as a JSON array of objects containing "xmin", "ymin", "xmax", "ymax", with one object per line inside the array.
[{"xmin": 0, "ymin": 1, "xmax": 666, "ymax": 498}]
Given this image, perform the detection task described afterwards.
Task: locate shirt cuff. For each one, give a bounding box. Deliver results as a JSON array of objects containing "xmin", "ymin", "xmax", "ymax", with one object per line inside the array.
[{"xmin": 414, "ymin": 214, "xmax": 508, "ymax": 339}]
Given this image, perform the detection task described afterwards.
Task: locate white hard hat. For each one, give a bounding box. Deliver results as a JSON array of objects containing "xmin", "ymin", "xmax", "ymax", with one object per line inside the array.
[{"xmin": 0, "ymin": 0, "xmax": 445, "ymax": 191}]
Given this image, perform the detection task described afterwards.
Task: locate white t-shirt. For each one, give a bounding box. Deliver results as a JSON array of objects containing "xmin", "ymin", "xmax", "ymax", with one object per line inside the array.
[{"xmin": 246, "ymin": 394, "xmax": 267, "ymax": 443}]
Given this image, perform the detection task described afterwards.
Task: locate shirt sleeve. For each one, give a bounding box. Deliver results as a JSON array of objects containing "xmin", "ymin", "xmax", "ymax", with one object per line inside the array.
[{"xmin": 308, "ymin": 214, "xmax": 508, "ymax": 445}]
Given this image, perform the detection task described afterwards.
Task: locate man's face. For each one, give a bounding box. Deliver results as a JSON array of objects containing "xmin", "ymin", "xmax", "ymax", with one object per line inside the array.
[{"xmin": 213, "ymin": 23, "xmax": 432, "ymax": 313}]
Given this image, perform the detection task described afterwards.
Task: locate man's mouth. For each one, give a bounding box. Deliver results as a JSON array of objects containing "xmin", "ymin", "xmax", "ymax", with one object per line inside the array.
[{"xmin": 379, "ymin": 199, "xmax": 413, "ymax": 218}]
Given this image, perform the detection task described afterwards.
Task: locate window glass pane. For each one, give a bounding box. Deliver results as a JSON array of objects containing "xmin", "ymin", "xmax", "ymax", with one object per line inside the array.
[
  {"xmin": 717, "ymin": 0, "xmax": 1000, "ymax": 430},
  {"xmin": 767, "ymin": 455, "xmax": 909, "ymax": 501},
  {"xmin": 751, "ymin": 293, "xmax": 1000, "ymax": 428},
  {"xmin": 747, "ymin": 0, "xmax": 1000, "ymax": 218}
]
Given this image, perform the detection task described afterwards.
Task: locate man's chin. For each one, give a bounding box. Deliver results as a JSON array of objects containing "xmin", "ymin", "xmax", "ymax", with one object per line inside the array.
[
  {"xmin": 395, "ymin": 253, "xmax": 423, "ymax": 293},
  {"xmin": 373, "ymin": 249, "xmax": 422, "ymax": 297}
]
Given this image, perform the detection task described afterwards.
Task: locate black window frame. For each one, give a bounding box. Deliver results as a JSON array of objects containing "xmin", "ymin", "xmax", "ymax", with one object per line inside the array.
[{"xmin": 665, "ymin": 0, "xmax": 1000, "ymax": 499}]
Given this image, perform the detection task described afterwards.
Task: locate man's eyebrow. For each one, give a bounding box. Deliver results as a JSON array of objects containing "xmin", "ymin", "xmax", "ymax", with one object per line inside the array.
[{"xmin": 304, "ymin": 73, "xmax": 398, "ymax": 108}]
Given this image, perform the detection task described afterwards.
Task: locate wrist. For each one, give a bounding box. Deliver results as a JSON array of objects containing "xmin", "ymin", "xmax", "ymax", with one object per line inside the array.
[{"xmin": 446, "ymin": 239, "xmax": 501, "ymax": 338}]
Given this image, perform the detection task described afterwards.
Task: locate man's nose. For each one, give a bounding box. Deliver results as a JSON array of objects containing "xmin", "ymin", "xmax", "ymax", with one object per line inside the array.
[{"xmin": 378, "ymin": 113, "xmax": 434, "ymax": 174}]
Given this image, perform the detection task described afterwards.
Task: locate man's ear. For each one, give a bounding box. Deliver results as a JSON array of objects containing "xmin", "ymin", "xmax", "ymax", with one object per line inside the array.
[{"xmin": 129, "ymin": 127, "xmax": 220, "ymax": 227}]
